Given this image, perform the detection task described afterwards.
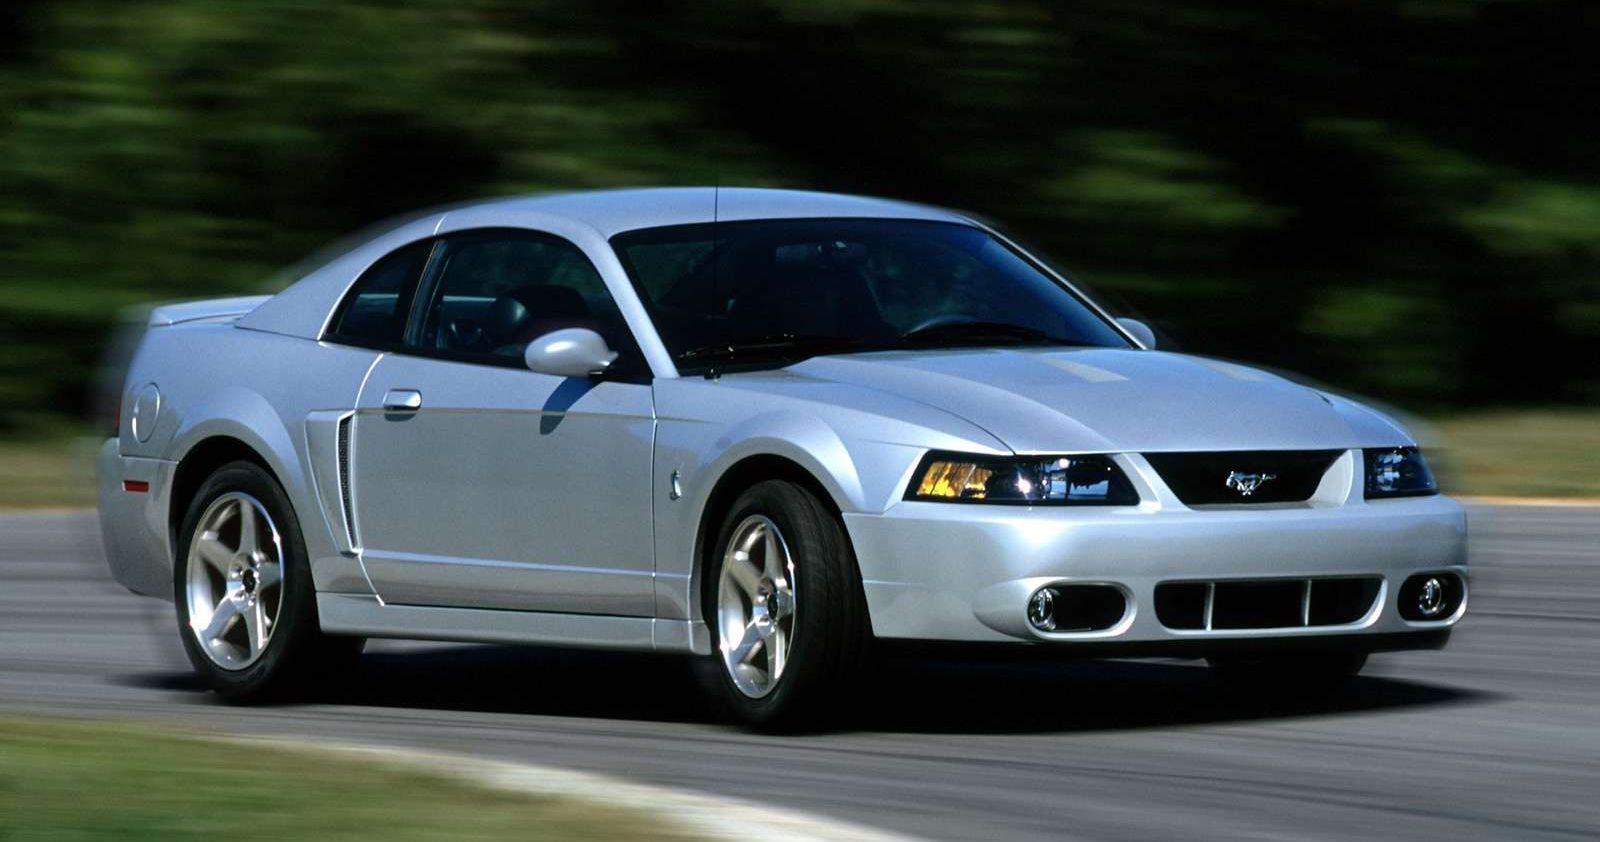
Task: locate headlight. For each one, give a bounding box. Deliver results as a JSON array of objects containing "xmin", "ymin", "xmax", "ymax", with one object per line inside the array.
[
  {"xmin": 905, "ymin": 452, "xmax": 1139, "ymax": 505},
  {"xmin": 1364, "ymin": 447, "xmax": 1438, "ymax": 499}
]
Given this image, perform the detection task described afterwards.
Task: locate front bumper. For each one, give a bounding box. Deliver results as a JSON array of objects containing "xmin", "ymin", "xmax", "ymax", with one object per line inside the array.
[{"xmin": 844, "ymin": 492, "xmax": 1467, "ymax": 648}]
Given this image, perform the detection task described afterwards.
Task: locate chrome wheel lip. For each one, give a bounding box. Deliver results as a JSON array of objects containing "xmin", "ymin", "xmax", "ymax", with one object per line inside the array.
[
  {"xmin": 185, "ymin": 491, "xmax": 284, "ymax": 671},
  {"xmin": 716, "ymin": 514, "xmax": 798, "ymax": 699}
]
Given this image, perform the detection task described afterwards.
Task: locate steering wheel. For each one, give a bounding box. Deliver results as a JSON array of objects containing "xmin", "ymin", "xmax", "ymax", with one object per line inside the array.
[
  {"xmin": 444, "ymin": 318, "xmax": 491, "ymax": 352},
  {"xmin": 901, "ymin": 313, "xmax": 974, "ymax": 337}
]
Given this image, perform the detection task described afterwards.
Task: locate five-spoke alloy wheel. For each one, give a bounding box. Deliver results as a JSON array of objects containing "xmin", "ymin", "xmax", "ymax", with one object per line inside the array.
[
  {"xmin": 174, "ymin": 460, "xmax": 362, "ymax": 700},
  {"xmin": 700, "ymin": 480, "xmax": 870, "ymax": 728},
  {"xmin": 185, "ymin": 492, "xmax": 284, "ymax": 669},
  {"xmin": 716, "ymin": 514, "xmax": 799, "ymax": 698}
]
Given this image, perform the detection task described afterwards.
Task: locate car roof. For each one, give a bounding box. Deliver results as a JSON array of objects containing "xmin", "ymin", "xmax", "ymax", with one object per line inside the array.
[
  {"xmin": 473, "ymin": 187, "xmax": 972, "ymax": 237},
  {"xmin": 236, "ymin": 187, "xmax": 975, "ymax": 339}
]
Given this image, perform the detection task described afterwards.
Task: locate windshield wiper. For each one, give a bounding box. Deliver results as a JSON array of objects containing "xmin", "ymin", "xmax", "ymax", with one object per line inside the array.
[
  {"xmin": 678, "ymin": 333, "xmax": 887, "ymax": 372},
  {"xmin": 677, "ymin": 323, "xmax": 1085, "ymax": 374},
  {"xmin": 896, "ymin": 320, "xmax": 1088, "ymax": 348}
]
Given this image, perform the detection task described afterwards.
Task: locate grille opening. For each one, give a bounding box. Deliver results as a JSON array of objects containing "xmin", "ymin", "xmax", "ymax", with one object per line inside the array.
[
  {"xmin": 1213, "ymin": 580, "xmax": 1305, "ymax": 629},
  {"xmin": 1309, "ymin": 578, "xmax": 1382, "ymax": 625},
  {"xmin": 1142, "ymin": 450, "xmax": 1342, "ymax": 505},
  {"xmin": 1046, "ymin": 585, "xmax": 1127, "ymax": 633},
  {"xmin": 1154, "ymin": 577, "xmax": 1383, "ymax": 631},
  {"xmin": 1154, "ymin": 583, "xmax": 1208, "ymax": 630}
]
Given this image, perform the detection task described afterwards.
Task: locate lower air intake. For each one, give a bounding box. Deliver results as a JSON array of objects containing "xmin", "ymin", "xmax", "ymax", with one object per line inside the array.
[{"xmin": 1154, "ymin": 577, "xmax": 1381, "ymax": 631}]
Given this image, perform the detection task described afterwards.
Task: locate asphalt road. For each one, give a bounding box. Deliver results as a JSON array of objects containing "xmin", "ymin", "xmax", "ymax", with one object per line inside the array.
[{"xmin": 3, "ymin": 504, "xmax": 1598, "ymax": 841}]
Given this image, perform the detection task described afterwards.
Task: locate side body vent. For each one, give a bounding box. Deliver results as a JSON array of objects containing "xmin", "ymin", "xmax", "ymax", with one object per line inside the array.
[{"xmin": 336, "ymin": 414, "xmax": 358, "ymax": 548}]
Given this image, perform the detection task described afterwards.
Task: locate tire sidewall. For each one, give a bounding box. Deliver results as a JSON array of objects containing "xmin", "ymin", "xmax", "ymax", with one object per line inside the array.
[
  {"xmin": 173, "ymin": 460, "xmax": 316, "ymax": 700},
  {"xmin": 701, "ymin": 480, "xmax": 859, "ymax": 726}
]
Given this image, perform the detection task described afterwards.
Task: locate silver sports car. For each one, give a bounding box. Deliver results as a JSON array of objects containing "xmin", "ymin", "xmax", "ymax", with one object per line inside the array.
[{"xmin": 98, "ymin": 188, "xmax": 1467, "ymax": 724}]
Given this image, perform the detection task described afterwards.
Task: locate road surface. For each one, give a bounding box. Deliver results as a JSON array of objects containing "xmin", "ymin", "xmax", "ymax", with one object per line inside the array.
[{"xmin": 2, "ymin": 504, "xmax": 1597, "ymax": 840}]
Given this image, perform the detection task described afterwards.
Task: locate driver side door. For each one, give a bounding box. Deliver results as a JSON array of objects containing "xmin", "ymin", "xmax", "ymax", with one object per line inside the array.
[{"xmin": 348, "ymin": 228, "xmax": 657, "ymax": 616}]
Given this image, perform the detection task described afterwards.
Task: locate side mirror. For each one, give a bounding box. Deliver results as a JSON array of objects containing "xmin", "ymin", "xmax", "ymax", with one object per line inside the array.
[
  {"xmin": 524, "ymin": 328, "xmax": 619, "ymax": 378},
  {"xmin": 1115, "ymin": 317, "xmax": 1156, "ymax": 349}
]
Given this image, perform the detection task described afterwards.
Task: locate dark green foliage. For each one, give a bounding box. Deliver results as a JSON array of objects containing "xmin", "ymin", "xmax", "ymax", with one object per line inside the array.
[{"xmin": 1, "ymin": 0, "xmax": 1596, "ymax": 432}]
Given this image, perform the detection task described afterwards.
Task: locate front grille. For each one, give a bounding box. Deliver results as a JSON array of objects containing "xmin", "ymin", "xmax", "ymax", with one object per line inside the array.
[
  {"xmin": 1143, "ymin": 450, "xmax": 1341, "ymax": 505},
  {"xmin": 1154, "ymin": 577, "xmax": 1381, "ymax": 631}
]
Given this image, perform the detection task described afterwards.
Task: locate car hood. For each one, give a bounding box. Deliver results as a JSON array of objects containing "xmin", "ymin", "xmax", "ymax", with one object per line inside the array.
[{"xmin": 776, "ymin": 348, "xmax": 1411, "ymax": 453}]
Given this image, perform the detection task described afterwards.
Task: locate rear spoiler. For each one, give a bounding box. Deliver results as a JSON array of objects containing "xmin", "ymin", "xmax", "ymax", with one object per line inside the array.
[{"xmin": 147, "ymin": 295, "xmax": 272, "ymax": 327}]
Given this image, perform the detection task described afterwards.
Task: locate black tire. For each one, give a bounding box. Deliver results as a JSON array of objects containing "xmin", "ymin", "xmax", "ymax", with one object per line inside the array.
[
  {"xmin": 696, "ymin": 480, "xmax": 871, "ymax": 729},
  {"xmin": 1207, "ymin": 651, "xmax": 1368, "ymax": 694},
  {"xmin": 173, "ymin": 460, "xmax": 363, "ymax": 702}
]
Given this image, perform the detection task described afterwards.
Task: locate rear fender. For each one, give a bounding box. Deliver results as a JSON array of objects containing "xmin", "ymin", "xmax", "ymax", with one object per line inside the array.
[{"xmin": 169, "ymin": 387, "xmax": 307, "ymax": 510}]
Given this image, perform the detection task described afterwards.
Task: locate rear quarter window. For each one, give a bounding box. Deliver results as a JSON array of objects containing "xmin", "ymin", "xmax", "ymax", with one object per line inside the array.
[{"xmin": 325, "ymin": 240, "xmax": 435, "ymax": 346}]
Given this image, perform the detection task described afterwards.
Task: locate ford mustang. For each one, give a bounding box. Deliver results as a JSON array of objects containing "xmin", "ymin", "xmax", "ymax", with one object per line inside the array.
[{"xmin": 97, "ymin": 188, "xmax": 1467, "ymax": 724}]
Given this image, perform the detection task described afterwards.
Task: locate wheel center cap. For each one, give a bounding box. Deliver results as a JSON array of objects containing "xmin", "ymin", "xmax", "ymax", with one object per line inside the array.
[
  {"xmin": 766, "ymin": 585, "xmax": 790, "ymax": 619},
  {"xmin": 241, "ymin": 568, "xmax": 258, "ymax": 595}
]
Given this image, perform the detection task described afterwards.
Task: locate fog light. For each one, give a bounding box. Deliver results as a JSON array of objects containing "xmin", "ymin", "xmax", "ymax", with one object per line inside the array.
[
  {"xmin": 1417, "ymin": 576, "xmax": 1447, "ymax": 618},
  {"xmin": 1028, "ymin": 587, "xmax": 1058, "ymax": 632},
  {"xmin": 1399, "ymin": 572, "xmax": 1463, "ymax": 621}
]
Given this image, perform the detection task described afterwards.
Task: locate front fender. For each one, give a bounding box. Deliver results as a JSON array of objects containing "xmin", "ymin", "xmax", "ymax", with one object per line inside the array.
[
  {"xmin": 652, "ymin": 407, "xmax": 934, "ymax": 632},
  {"xmin": 705, "ymin": 411, "xmax": 867, "ymax": 513}
]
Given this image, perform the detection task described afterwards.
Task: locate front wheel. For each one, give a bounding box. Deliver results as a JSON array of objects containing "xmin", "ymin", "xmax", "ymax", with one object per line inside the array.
[
  {"xmin": 174, "ymin": 460, "xmax": 362, "ymax": 701},
  {"xmin": 698, "ymin": 480, "xmax": 870, "ymax": 728}
]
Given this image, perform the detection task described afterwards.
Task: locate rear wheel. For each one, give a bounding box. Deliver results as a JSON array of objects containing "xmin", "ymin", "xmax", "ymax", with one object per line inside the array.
[
  {"xmin": 698, "ymin": 480, "xmax": 869, "ymax": 728},
  {"xmin": 174, "ymin": 461, "xmax": 362, "ymax": 701}
]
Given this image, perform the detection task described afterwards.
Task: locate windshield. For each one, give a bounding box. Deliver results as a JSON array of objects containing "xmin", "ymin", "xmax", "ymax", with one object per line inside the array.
[{"xmin": 611, "ymin": 219, "xmax": 1130, "ymax": 372}]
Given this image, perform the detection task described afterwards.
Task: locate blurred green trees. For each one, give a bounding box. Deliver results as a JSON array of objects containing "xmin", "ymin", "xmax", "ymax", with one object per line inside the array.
[{"xmin": 1, "ymin": 0, "xmax": 1596, "ymax": 433}]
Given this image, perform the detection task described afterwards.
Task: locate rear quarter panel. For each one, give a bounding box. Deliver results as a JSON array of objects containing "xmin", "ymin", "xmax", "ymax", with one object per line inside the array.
[{"xmin": 105, "ymin": 323, "xmax": 380, "ymax": 597}]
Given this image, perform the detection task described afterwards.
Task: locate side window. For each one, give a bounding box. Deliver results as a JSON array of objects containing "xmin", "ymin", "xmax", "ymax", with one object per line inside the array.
[
  {"xmin": 412, "ymin": 229, "xmax": 640, "ymax": 367},
  {"xmin": 326, "ymin": 240, "xmax": 434, "ymax": 347}
]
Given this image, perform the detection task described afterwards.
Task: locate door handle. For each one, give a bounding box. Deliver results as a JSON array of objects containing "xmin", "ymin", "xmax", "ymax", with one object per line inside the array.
[{"xmin": 381, "ymin": 389, "xmax": 423, "ymax": 412}]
